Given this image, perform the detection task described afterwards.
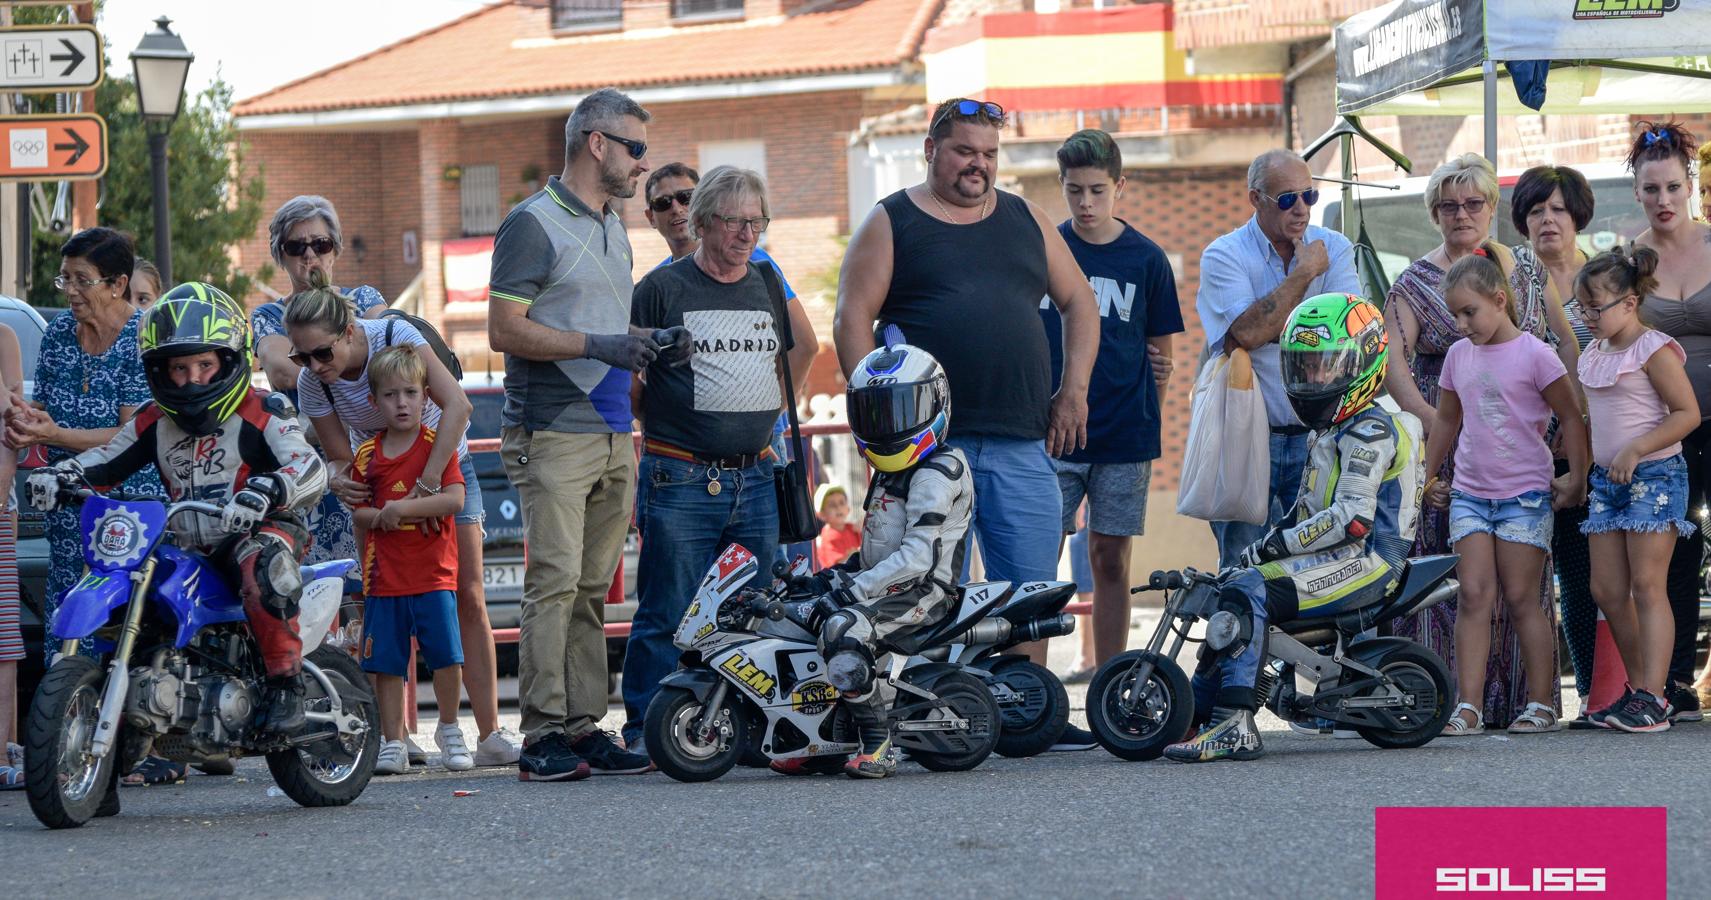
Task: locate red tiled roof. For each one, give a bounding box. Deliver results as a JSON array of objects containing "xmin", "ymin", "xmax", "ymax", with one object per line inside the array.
[{"xmin": 234, "ymin": 0, "xmax": 942, "ymax": 117}]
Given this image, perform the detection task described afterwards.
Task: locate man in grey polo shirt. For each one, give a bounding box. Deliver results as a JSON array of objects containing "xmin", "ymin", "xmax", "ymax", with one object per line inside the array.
[
  {"xmin": 488, "ymin": 87, "xmax": 690, "ymax": 782},
  {"xmin": 1196, "ymin": 148, "xmax": 1361, "ymax": 568}
]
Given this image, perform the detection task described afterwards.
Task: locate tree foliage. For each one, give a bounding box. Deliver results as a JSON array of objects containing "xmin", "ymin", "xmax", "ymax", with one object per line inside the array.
[{"xmin": 19, "ymin": 5, "xmax": 269, "ymax": 305}]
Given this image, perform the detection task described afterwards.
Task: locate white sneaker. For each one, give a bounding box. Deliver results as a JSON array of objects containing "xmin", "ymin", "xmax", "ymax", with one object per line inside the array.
[
  {"xmin": 435, "ymin": 722, "xmax": 475, "ymax": 772},
  {"xmin": 405, "ymin": 735, "xmax": 428, "ymax": 766},
  {"xmin": 376, "ymin": 739, "xmax": 410, "ymax": 775},
  {"xmin": 473, "ymin": 727, "xmax": 521, "ymax": 767}
]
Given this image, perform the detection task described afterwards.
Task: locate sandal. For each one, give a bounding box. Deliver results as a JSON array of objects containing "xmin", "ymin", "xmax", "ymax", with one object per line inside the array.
[
  {"xmin": 0, "ymin": 764, "xmax": 22, "ymax": 790},
  {"xmin": 1441, "ymin": 702, "xmax": 1485, "ymax": 736},
  {"xmin": 122, "ymin": 755, "xmax": 188, "ymax": 786},
  {"xmin": 1508, "ymin": 702, "xmax": 1562, "ymax": 734}
]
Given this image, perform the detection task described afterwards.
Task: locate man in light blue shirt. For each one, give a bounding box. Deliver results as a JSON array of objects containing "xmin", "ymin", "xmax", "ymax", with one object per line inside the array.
[{"xmin": 1195, "ymin": 149, "xmax": 1361, "ymax": 567}]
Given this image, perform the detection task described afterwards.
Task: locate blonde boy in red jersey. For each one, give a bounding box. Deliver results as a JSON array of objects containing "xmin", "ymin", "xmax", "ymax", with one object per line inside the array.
[{"xmin": 352, "ymin": 347, "xmax": 470, "ymax": 774}]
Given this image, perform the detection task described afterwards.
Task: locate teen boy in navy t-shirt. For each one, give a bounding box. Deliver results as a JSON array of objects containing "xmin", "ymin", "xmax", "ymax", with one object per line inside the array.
[{"xmin": 1039, "ymin": 129, "xmax": 1184, "ymax": 709}]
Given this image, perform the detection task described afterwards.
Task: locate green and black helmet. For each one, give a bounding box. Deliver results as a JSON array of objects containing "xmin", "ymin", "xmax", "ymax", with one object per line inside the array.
[
  {"xmin": 139, "ymin": 282, "xmax": 253, "ymax": 436},
  {"xmin": 1280, "ymin": 292, "xmax": 1389, "ymax": 431}
]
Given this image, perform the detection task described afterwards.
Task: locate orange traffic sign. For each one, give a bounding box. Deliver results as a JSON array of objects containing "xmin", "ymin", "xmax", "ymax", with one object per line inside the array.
[{"xmin": 0, "ymin": 114, "xmax": 105, "ymax": 181}]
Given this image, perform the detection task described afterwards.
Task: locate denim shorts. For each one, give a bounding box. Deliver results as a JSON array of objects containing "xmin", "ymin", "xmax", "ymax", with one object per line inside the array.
[
  {"xmin": 455, "ymin": 454, "xmax": 485, "ymax": 527},
  {"xmin": 1582, "ymin": 454, "xmax": 1696, "ymax": 537},
  {"xmin": 1054, "ymin": 459, "xmax": 1152, "ymax": 536},
  {"xmin": 1448, "ymin": 489, "xmax": 1554, "ymax": 551}
]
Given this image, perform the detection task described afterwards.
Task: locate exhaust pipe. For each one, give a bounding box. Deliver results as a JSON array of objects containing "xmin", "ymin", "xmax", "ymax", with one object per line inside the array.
[
  {"xmin": 960, "ymin": 613, "xmax": 1076, "ymax": 646},
  {"xmin": 1406, "ymin": 579, "xmax": 1459, "ymax": 618}
]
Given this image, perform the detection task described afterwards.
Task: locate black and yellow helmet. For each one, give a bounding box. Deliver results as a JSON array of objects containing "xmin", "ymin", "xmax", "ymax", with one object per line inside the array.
[{"xmin": 140, "ymin": 282, "xmax": 252, "ymax": 436}]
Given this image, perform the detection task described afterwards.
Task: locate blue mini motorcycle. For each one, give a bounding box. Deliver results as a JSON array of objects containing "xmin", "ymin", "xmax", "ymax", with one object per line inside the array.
[{"xmin": 24, "ymin": 482, "xmax": 377, "ymax": 828}]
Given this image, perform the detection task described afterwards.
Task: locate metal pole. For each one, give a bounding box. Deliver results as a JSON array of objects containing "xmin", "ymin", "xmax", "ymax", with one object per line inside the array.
[
  {"xmin": 149, "ymin": 128, "xmax": 172, "ymax": 285},
  {"xmin": 1482, "ymin": 59, "xmax": 1499, "ymax": 166}
]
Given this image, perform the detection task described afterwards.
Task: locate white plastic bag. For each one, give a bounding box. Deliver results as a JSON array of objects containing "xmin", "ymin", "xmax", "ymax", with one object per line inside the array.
[{"xmin": 1176, "ymin": 349, "xmax": 1270, "ymax": 525}]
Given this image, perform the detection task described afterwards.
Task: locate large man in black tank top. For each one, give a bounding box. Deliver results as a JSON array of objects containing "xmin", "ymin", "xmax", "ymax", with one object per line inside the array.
[{"xmin": 833, "ymin": 97, "xmax": 1100, "ymax": 681}]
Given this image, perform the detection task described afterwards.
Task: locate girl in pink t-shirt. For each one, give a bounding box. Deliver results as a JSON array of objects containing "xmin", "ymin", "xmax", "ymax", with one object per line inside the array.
[
  {"xmin": 1422, "ymin": 244, "xmax": 1589, "ymax": 736},
  {"xmin": 1575, "ymin": 247, "xmax": 1699, "ymax": 732}
]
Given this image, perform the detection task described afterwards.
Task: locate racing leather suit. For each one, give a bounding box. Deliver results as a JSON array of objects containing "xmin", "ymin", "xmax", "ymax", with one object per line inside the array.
[
  {"xmin": 1193, "ymin": 404, "xmax": 1424, "ymax": 711},
  {"xmin": 52, "ymin": 390, "xmax": 328, "ymax": 678},
  {"xmin": 818, "ymin": 448, "xmax": 973, "ymax": 721}
]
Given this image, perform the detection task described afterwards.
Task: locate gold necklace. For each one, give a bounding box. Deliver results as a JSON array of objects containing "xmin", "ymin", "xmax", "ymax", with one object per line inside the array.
[{"xmin": 927, "ymin": 186, "xmax": 989, "ymax": 225}]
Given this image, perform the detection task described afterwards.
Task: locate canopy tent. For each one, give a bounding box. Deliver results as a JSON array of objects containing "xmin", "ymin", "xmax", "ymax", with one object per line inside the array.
[{"xmin": 1334, "ymin": 0, "xmax": 1711, "ymax": 159}]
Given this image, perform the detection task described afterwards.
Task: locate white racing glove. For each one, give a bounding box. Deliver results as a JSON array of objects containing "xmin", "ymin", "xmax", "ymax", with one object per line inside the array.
[
  {"xmin": 26, "ymin": 469, "xmax": 65, "ymax": 512},
  {"xmin": 219, "ymin": 488, "xmax": 270, "ymax": 533}
]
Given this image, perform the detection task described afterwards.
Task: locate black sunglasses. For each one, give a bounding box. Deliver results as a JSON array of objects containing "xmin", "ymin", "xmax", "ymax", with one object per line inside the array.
[
  {"xmin": 931, "ymin": 99, "xmax": 1006, "ymax": 133},
  {"xmin": 1259, "ymin": 189, "xmax": 1320, "ymax": 211},
  {"xmin": 648, "ymin": 189, "xmax": 694, "ymax": 213},
  {"xmin": 282, "ymin": 236, "xmax": 337, "ymax": 258},
  {"xmin": 584, "ymin": 129, "xmax": 647, "ymax": 160},
  {"xmin": 288, "ymin": 342, "xmax": 338, "ymax": 367}
]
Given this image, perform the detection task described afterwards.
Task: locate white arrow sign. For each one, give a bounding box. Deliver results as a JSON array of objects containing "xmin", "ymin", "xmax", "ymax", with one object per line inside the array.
[{"xmin": 0, "ymin": 24, "xmax": 103, "ymax": 92}]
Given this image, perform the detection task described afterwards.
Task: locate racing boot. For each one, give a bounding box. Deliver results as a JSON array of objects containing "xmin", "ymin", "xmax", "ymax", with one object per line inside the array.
[
  {"xmin": 1163, "ymin": 706, "xmax": 1264, "ymax": 763},
  {"xmin": 261, "ymin": 674, "xmax": 307, "ymax": 736},
  {"xmin": 843, "ymin": 721, "xmax": 898, "ymax": 780}
]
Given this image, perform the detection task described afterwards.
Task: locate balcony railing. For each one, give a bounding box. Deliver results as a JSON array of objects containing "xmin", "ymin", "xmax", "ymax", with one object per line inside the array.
[{"xmin": 551, "ymin": 0, "xmax": 622, "ymax": 30}]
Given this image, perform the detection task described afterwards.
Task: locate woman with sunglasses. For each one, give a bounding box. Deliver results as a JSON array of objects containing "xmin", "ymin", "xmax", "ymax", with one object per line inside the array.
[
  {"xmin": 1628, "ymin": 121, "xmax": 1711, "ymax": 722},
  {"xmin": 253, "ymin": 196, "xmax": 388, "ymax": 395},
  {"xmin": 1382, "ymin": 153, "xmax": 1565, "ymax": 730},
  {"xmin": 284, "ymin": 287, "xmax": 515, "ymax": 767}
]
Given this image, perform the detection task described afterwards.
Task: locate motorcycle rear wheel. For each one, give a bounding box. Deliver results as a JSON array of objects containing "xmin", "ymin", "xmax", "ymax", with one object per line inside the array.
[
  {"xmin": 644, "ymin": 685, "xmax": 749, "ymax": 783},
  {"xmin": 907, "ymin": 670, "xmax": 1001, "ymax": 772},
  {"xmin": 990, "ymin": 658, "xmax": 1069, "ymax": 758},
  {"xmin": 1355, "ymin": 645, "xmax": 1454, "ymax": 749},
  {"xmin": 25, "ymin": 656, "xmax": 116, "ymax": 829},
  {"xmin": 1086, "ymin": 650, "xmax": 1193, "ymax": 762},
  {"xmin": 266, "ymin": 647, "xmax": 380, "ymax": 807}
]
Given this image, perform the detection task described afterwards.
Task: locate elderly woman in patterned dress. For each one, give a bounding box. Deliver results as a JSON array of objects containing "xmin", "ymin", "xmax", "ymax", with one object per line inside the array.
[{"xmin": 1381, "ymin": 154, "xmax": 1579, "ymax": 729}]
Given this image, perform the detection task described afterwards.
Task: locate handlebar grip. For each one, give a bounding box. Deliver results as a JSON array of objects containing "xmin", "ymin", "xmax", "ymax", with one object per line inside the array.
[{"xmin": 748, "ymin": 596, "xmax": 786, "ymax": 621}]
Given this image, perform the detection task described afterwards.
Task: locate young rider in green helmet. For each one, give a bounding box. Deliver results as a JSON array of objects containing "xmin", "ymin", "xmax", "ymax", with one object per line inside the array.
[{"xmin": 1165, "ymin": 292, "xmax": 1426, "ymax": 763}]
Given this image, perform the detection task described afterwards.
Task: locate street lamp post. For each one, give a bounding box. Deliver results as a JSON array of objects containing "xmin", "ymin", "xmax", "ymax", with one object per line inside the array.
[{"xmin": 130, "ymin": 16, "xmax": 194, "ymax": 286}]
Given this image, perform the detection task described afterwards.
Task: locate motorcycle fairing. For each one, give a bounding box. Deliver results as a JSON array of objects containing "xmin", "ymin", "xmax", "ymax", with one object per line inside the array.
[
  {"xmin": 675, "ymin": 545, "xmax": 760, "ymax": 650},
  {"xmin": 80, "ymin": 496, "xmax": 169, "ymax": 574},
  {"xmin": 50, "ymin": 570, "xmax": 131, "ymax": 640},
  {"xmin": 150, "ymin": 545, "xmax": 244, "ymax": 647}
]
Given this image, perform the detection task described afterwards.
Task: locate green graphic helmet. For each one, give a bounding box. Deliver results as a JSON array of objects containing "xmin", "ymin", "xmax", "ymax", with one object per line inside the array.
[
  {"xmin": 1280, "ymin": 292, "xmax": 1388, "ymax": 431},
  {"xmin": 140, "ymin": 282, "xmax": 253, "ymax": 436}
]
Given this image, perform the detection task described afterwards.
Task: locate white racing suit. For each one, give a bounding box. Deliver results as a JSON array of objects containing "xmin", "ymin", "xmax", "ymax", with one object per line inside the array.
[
  {"xmin": 1193, "ymin": 404, "xmax": 1424, "ymax": 712},
  {"xmin": 817, "ymin": 447, "xmax": 973, "ymax": 722},
  {"xmin": 52, "ymin": 390, "xmax": 327, "ymax": 678}
]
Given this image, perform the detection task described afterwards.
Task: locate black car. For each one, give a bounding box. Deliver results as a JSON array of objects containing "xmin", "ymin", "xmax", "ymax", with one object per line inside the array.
[{"xmin": 462, "ymin": 378, "xmax": 636, "ymax": 679}]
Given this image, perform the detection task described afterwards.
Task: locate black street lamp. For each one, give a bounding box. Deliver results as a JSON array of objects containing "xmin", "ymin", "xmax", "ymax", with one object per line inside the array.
[{"xmin": 129, "ymin": 16, "xmax": 194, "ymax": 286}]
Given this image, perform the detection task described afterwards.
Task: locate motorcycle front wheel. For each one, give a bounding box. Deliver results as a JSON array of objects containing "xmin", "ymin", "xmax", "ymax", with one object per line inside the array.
[
  {"xmin": 907, "ymin": 670, "xmax": 1001, "ymax": 772},
  {"xmin": 644, "ymin": 685, "xmax": 749, "ymax": 783},
  {"xmin": 989, "ymin": 658, "xmax": 1070, "ymax": 758},
  {"xmin": 25, "ymin": 656, "xmax": 117, "ymax": 829},
  {"xmin": 1354, "ymin": 644, "xmax": 1455, "ymax": 749},
  {"xmin": 266, "ymin": 646, "xmax": 380, "ymax": 807},
  {"xmin": 1086, "ymin": 650, "xmax": 1193, "ymax": 761}
]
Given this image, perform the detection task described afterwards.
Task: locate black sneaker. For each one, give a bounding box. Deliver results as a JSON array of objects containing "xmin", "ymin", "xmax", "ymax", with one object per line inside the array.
[
  {"xmin": 1665, "ymin": 683, "xmax": 1703, "ymax": 723},
  {"xmin": 1587, "ymin": 686, "xmax": 1634, "ymax": 729},
  {"xmin": 1608, "ymin": 690, "xmax": 1672, "ymax": 734},
  {"xmin": 1047, "ymin": 724, "xmax": 1099, "ymax": 753},
  {"xmin": 571, "ymin": 729, "xmax": 655, "ymax": 775},
  {"xmin": 517, "ymin": 732, "xmax": 592, "ymax": 782}
]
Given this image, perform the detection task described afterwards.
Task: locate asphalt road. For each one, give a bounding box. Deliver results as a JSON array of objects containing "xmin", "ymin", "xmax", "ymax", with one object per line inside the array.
[{"xmin": 5, "ymin": 615, "xmax": 1707, "ymax": 898}]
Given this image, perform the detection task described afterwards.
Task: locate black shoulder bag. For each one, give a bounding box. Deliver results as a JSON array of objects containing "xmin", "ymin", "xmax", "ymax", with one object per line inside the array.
[{"xmin": 756, "ymin": 263, "xmax": 820, "ymax": 544}]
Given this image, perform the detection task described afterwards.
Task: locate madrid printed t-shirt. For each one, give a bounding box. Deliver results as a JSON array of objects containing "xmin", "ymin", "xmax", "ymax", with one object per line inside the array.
[
  {"xmin": 631, "ymin": 259, "xmax": 783, "ymax": 459},
  {"xmin": 352, "ymin": 425, "xmax": 464, "ymax": 596}
]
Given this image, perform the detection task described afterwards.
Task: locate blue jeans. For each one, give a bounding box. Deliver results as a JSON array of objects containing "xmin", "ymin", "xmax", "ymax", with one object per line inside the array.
[
  {"xmin": 957, "ymin": 436, "xmax": 1063, "ymax": 585},
  {"xmin": 621, "ymin": 454, "xmax": 778, "ymax": 744},
  {"xmin": 1211, "ymin": 431, "xmax": 1309, "ymax": 568}
]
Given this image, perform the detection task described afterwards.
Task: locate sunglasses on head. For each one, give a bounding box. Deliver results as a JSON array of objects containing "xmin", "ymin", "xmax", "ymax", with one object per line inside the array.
[
  {"xmin": 282, "ymin": 237, "xmax": 337, "ymax": 259},
  {"xmin": 648, "ymin": 189, "xmax": 694, "ymax": 213},
  {"xmin": 931, "ymin": 99, "xmax": 1006, "ymax": 133},
  {"xmin": 584, "ymin": 129, "xmax": 647, "ymax": 160},
  {"xmin": 288, "ymin": 342, "xmax": 338, "ymax": 367},
  {"xmin": 1259, "ymin": 189, "xmax": 1320, "ymax": 211}
]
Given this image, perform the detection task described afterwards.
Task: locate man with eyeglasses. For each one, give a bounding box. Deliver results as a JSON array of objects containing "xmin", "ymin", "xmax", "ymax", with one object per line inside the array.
[
  {"xmin": 488, "ymin": 87, "xmax": 660, "ymax": 782},
  {"xmin": 834, "ymin": 97, "xmax": 1100, "ymax": 672},
  {"xmin": 1196, "ymin": 149, "xmax": 1362, "ymax": 569}
]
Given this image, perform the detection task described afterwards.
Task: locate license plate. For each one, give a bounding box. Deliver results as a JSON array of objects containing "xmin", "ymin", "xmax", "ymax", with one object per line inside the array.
[{"xmin": 483, "ymin": 563, "xmax": 524, "ymax": 587}]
